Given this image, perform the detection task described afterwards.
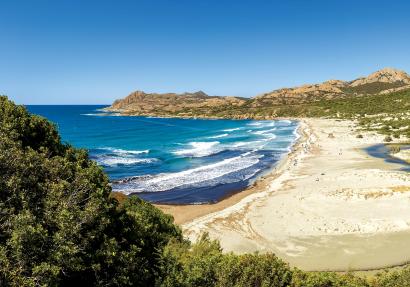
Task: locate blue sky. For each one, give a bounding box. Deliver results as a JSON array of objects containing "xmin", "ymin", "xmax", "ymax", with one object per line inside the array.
[{"xmin": 1, "ymin": 0, "xmax": 409, "ymax": 104}]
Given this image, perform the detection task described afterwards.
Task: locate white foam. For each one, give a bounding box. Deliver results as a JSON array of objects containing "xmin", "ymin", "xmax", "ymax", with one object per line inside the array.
[
  {"xmin": 81, "ymin": 113, "xmax": 105, "ymax": 116},
  {"xmin": 223, "ymin": 127, "xmax": 241, "ymax": 132},
  {"xmin": 232, "ymin": 140, "xmax": 267, "ymax": 150},
  {"xmin": 232, "ymin": 142, "xmax": 248, "ymax": 148},
  {"xmin": 173, "ymin": 141, "xmax": 220, "ymax": 157},
  {"xmin": 252, "ymin": 128, "xmax": 277, "ymax": 135},
  {"xmin": 247, "ymin": 121, "xmax": 275, "ymax": 128},
  {"xmin": 292, "ymin": 124, "xmax": 301, "ymax": 142},
  {"xmin": 262, "ymin": 134, "xmax": 277, "ymax": 140},
  {"xmin": 208, "ymin": 133, "xmax": 229, "ymax": 139},
  {"xmin": 247, "ymin": 122, "xmax": 264, "ymax": 126},
  {"xmin": 279, "ymin": 119, "xmax": 292, "ymax": 124},
  {"xmin": 97, "ymin": 156, "xmax": 157, "ymax": 167},
  {"xmin": 116, "ymin": 153, "xmax": 262, "ymax": 193},
  {"xmin": 98, "ymin": 147, "xmax": 149, "ymax": 155}
]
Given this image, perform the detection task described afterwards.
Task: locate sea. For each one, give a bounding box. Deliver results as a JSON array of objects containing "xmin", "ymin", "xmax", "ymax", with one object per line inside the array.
[{"xmin": 27, "ymin": 105, "xmax": 299, "ymax": 204}]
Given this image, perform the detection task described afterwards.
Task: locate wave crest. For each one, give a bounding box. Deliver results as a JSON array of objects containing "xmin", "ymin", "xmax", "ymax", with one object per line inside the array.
[
  {"xmin": 96, "ymin": 156, "xmax": 157, "ymax": 167},
  {"xmin": 113, "ymin": 153, "xmax": 262, "ymax": 193},
  {"xmin": 173, "ymin": 141, "xmax": 220, "ymax": 157}
]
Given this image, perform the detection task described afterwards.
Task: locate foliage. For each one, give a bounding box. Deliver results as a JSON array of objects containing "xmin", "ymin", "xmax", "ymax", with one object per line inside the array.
[
  {"xmin": 2, "ymin": 95, "xmax": 410, "ymax": 286},
  {"xmin": 159, "ymin": 234, "xmax": 293, "ymax": 287},
  {"xmin": 384, "ymin": 135, "xmax": 393, "ymax": 142},
  {"xmin": 0, "ymin": 96, "xmax": 182, "ymax": 286},
  {"xmin": 340, "ymin": 81, "xmax": 406, "ymax": 95},
  {"xmin": 158, "ymin": 235, "xmax": 410, "ymax": 287},
  {"xmin": 371, "ymin": 268, "xmax": 410, "ymax": 287}
]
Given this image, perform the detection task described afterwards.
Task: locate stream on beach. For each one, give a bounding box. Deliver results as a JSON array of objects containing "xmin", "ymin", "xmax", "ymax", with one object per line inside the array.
[{"xmin": 365, "ymin": 143, "xmax": 410, "ymax": 172}]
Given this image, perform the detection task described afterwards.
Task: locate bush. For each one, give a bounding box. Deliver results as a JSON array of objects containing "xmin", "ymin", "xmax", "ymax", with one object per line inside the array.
[
  {"xmin": 393, "ymin": 133, "xmax": 400, "ymax": 139},
  {"xmin": 388, "ymin": 145, "xmax": 401, "ymax": 154},
  {"xmin": 216, "ymin": 253, "xmax": 292, "ymax": 287},
  {"xmin": 371, "ymin": 268, "xmax": 410, "ymax": 287},
  {"xmin": 291, "ymin": 270, "xmax": 370, "ymax": 287},
  {"xmin": 384, "ymin": 135, "xmax": 393, "ymax": 142},
  {"xmin": 160, "ymin": 234, "xmax": 223, "ymax": 287},
  {"xmin": 0, "ymin": 96, "xmax": 182, "ymax": 286}
]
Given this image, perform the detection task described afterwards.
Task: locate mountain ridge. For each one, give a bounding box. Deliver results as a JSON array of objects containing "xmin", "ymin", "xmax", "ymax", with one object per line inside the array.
[{"xmin": 107, "ymin": 68, "xmax": 410, "ymax": 118}]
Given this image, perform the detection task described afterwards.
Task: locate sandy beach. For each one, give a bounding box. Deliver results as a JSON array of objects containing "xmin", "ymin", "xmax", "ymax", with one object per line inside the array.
[
  {"xmin": 395, "ymin": 149, "xmax": 410, "ymax": 163},
  {"xmin": 158, "ymin": 118, "xmax": 410, "ymax": 271}
]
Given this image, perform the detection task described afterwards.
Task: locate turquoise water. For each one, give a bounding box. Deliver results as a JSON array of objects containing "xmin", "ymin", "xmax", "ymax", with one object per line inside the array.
[{"xmin": 27, "ymin": 105, "xmax": 299, "ymax": 204}]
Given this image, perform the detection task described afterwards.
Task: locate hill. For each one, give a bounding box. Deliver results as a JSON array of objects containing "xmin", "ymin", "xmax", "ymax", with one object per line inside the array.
[
  {"xmin": 107, "ymin": 68, "xmax": 410, "ymax": 120},
  {"xmin": 108, "ymin": 90, "xmax": 247, "ymax": 117}
]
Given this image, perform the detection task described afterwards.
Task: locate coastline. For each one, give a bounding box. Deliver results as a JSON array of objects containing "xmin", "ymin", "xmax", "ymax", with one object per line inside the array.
[
  {"xmin": 103, "ymin": 107, "xmax": 296, "ymax": 121},
  {"xmin": 162, "ymin": 118, "xmax": 410, "ymax": 271},
  {"xmin": 155, "ymin": 120, "xmax": 308, "ymax": 224}
]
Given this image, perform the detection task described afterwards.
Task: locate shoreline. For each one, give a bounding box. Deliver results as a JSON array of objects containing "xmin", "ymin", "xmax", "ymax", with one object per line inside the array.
[
  {"xmin": 155, "ymin": 120, "xmax": 309, "ymax": 224},
  {"xmin": 171, "ymin": 118, "xmax": 410, "ymax": 271}
]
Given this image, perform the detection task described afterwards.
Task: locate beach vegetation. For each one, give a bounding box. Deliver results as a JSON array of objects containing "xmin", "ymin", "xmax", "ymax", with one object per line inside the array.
[
  {"xmin": 388, "ymin": 145, "xmax": 401, "ymax": 154},
  {"xmin": 384, "ymin": 135, "xmax": 393, "ymax": 142}
]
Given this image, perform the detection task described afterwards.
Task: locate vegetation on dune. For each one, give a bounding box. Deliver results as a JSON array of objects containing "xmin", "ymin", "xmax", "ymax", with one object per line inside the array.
[{"xmin": 2, "ymin": 95, "xmax": 410, "ymax": 286}]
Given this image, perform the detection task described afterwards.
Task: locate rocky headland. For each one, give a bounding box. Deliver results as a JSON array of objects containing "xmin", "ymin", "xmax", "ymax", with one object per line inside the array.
[{"xmin": 106, "ymin": 68, "xmax": 410, "ymax": 119}]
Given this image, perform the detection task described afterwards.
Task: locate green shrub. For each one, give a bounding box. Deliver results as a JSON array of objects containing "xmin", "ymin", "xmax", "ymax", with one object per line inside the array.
[
  {"xmin": 0, "ymin": 96, "xmax": 182, "ymax": 287},
  {"xmin": 384, "ymin": 135, "xmax": 393, "ymax": 142},
  {"xmin": 372, "ymin": 268, "xmax": 410, "ymax": 287},
  {"xmin": 388, "ymin": 145, "xmax": 401, "ymax": 154},
  {"xmin": 216, "ymin": 253, "xmax": 292, "ymax": 287}
]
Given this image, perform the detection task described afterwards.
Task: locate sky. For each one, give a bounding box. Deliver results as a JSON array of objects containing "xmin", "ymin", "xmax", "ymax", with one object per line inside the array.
[{"xmin": 1, "ymin": 0, "xmax": 410, "ymax": 104}]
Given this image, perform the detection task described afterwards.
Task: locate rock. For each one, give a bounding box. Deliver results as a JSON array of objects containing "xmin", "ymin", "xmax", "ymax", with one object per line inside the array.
[{"xmin": 349, "ymin": 68, "xmax": 410, "ymax": 87}]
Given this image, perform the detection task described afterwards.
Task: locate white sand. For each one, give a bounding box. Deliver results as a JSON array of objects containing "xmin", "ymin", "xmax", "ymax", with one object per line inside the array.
[
  {"xmin": 394, "ymin": 149, "xmax": 410, "ymax": 163},
  {"xmin": 182, "ymin": 118, "xmax": 410, "ymax": 271}
]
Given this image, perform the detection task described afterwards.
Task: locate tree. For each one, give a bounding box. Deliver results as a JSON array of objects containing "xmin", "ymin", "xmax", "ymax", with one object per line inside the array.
[{"xmin": 0, "ymin": 96, "xmax": 182, "ymax": 286}]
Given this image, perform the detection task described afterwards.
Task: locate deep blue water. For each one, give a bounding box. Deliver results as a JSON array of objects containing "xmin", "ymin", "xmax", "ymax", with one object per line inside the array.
[{"xmin": 27, "ymin": 105, "xmax": 299, "ymax": 204}]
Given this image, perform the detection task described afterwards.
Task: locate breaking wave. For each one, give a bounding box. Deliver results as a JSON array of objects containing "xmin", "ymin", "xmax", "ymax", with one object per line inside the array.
[
  {"xmin": 173, "ymin": 141, "xmax": 220, "ymax": 157},
  {"xmin": 208, "ymin": 133, "xmax": 229, "ymax": 139},
  {"xmin": 96, "ymin": 156, "xmax": 157, "ymax": 167},
  {"xmin": 113, "ymin": 153, "xmax": 263, "ymax": 193}
]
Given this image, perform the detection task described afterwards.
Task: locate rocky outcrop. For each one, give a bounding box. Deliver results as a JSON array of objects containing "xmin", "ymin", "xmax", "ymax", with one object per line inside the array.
[
  {"xmin": 349, "ymin": 68, "xmax": 410, "ymax": 87},
  {"xmin": 252, "ymin": 81, "xmax": 348, "ymax": 106},
  {"xmin": 107, "ymin": 90, "xmax": 247, "ymax": 116}
]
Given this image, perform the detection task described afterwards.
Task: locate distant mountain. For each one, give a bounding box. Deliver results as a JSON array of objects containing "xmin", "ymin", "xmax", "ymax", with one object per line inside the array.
[
  {"xmin": 252, "ymin": 68, "xmax": 410, "ymax": 107},
  {"xmin": 107, "ymin": 68, "xmax": 410, "ymax": 118}
]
